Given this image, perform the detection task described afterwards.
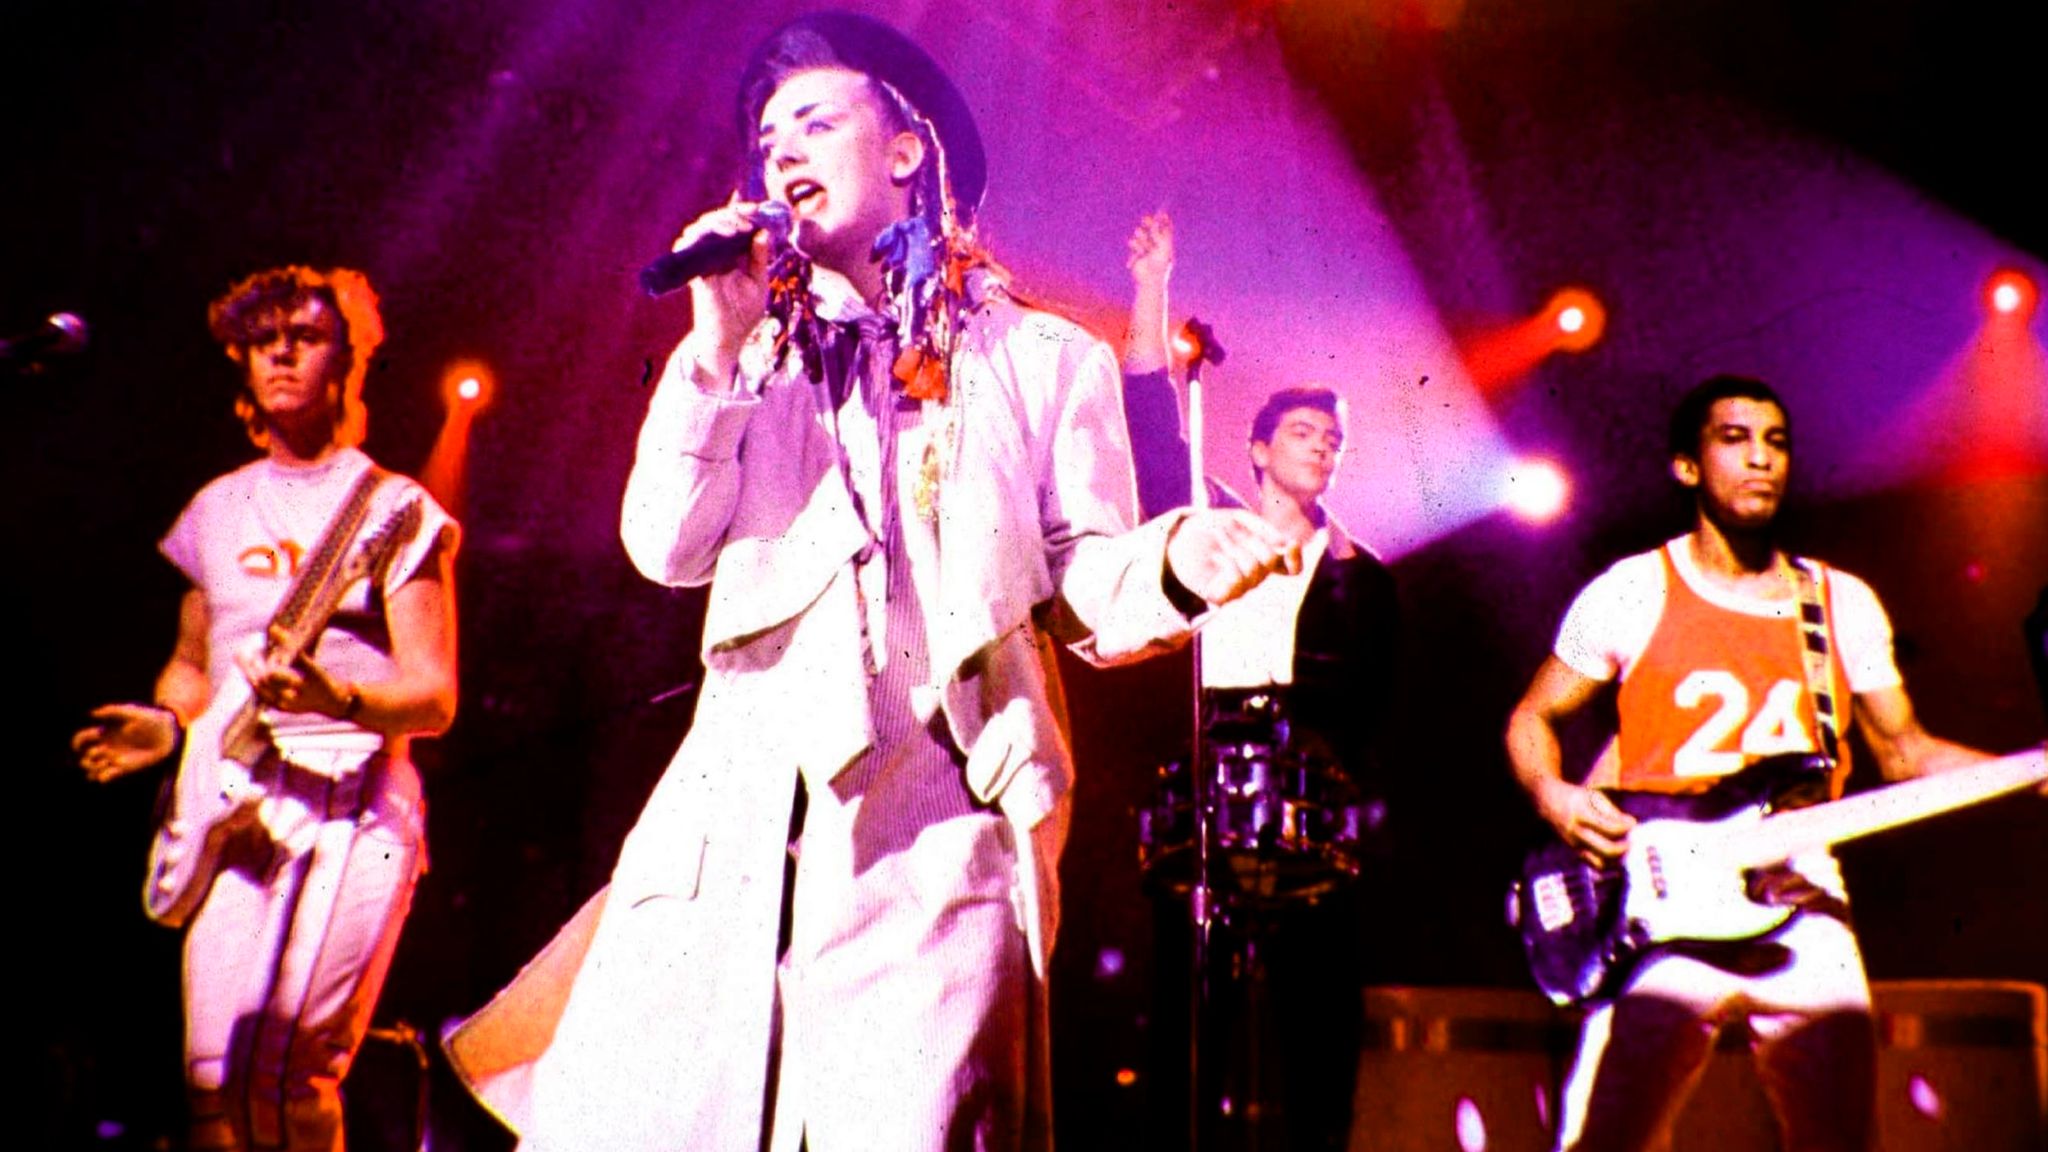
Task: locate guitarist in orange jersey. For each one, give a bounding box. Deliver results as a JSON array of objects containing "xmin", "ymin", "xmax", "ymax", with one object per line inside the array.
[
  {"xmin": 1504, "ymin": 374, "xmax": 2036, "ymax": 1152},
  {"xmin": 71, "ymin": 266, "xmax": 458, "ymax": 1152}
]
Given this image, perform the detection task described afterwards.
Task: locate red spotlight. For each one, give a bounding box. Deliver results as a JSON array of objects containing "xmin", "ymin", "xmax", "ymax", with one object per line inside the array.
[
  {"xmin": 441, "ymin": 358, "xmax": 496, "ymax": 411},
  {"xmin": 1546, "ymin": 287, "xmax": 1606, "ymax": 353},
  {"xmin": 1461, "ymin": 287, "xmax": 1606, "ymax": 395},
  {"xmin": 422, "ymin": 357, "xmax": 495, "ymax": 513},
  {"xmin": 1986, "ymin": 269, "xmax": 2037, "ymax": 320}
]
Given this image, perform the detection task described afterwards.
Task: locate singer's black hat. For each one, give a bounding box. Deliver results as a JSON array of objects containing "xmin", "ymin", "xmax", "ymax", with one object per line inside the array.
[{"xmin": 737, "ymin": 10, "xmax": 987, "ymax": 224}]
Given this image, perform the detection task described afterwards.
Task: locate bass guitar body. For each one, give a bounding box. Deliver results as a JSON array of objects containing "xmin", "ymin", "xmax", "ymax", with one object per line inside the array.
[{"xmin": 1509, "ymin": 752, "xmax": 1833, "ymax": 1006}]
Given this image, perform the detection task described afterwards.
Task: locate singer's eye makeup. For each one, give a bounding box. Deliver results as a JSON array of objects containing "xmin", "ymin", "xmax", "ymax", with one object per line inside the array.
[{"xmin": 757, "ymin": 100, "xmax": 842, "ymax": 165}]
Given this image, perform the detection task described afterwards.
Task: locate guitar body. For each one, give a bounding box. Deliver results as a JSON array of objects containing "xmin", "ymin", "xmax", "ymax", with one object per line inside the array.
[
  {"xmin": 1510, "ymin": 752, "xmax": 1833, "ymax": 1006},
  {"xmin": 1513, "ymin": 747, "xmax": 2048, "ymax": 1006},
  {"xmin": 143, "ymin": 682, "xmax": 266, "ymax": 928},
  {"xmin": 1614, "ymin": 811, "xmax": 1799, "ymax": 952}
]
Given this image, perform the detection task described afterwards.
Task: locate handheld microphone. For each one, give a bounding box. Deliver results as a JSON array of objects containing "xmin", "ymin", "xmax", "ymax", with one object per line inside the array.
[
  {"xmin": 638, "ymin": 202, "xmax": 793, "ymax": 298},
  {"xmin": 0, "ymin": 311, "xmax": 89, "ymax": 368}
]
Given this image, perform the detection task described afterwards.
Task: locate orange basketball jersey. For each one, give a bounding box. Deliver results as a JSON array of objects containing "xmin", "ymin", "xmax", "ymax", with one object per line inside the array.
[{"xmin": 1614, "ymin": 546, "xmax": 1851, "ymax": 797}]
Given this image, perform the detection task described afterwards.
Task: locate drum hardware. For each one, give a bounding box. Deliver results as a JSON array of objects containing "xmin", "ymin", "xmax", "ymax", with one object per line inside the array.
[
  {"xmin": 1138, "ymin": 689, "xmax": 1378, "ymax": 907},
  {"xmin": 1147, "ymin": 677, "xmax": 1381, "ymax": 1150}
]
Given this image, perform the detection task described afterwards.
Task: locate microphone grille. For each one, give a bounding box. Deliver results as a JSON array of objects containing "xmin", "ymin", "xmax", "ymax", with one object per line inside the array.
[
  {"xmin": 48, "ymin": 312, "xmax": 89, "ymax": 352},
  {"xmin": 756, "ymin": 201, "xmax": 794, "ymax": 241}
]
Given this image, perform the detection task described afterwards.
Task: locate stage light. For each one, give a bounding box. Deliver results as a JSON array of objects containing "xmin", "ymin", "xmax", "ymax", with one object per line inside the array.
[
  {"xmin": 1462, "ymin": 286, "xmax": 1607, "ymax": 393},
  {"xmin": 423, "ymin": 357, "xmax": 494, "ymax": 513},
  {"xmin": 1501, "ymin": 457, "xmax": 1569, "ymax": 523},
  {"xmin": 1986, "ymin": 269, "xmax": 2037, "ymax": 320},
  {"xmin": 441, "ymin": 357, "xmax": 496, "ymax": 411},
  {"xmin": 1115, "ymin": 1068, "xmax": 1138, "ymax": 1088},
  {"xmin": 1546, "ymin": 287, "xmax": 1605, "ymax": 353}
]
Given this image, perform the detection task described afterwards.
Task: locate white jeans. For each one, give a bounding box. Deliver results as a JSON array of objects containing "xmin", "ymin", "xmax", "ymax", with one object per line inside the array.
[
  {"xmin": 182, "ymin": 760, "xmax": 422, "ymax": 1152},
  {"xmin": 1554, "ymin": 910, "xmax": 1877, "ymax": 1152}
]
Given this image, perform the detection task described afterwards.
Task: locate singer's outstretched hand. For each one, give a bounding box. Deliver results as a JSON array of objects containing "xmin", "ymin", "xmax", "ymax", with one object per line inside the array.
[
  {"xmin": 678, "ymin": 193, "xmax": 779, "ymax": 387},
  {"xmin": 1164, "ymin": 507, "xmax": 1303, "ymax": 608}
]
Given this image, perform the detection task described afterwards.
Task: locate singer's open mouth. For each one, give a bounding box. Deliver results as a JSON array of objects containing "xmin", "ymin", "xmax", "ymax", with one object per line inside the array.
[{"xmin": 785, "ymin": 181, "xmax": 823, "ymax": 211}]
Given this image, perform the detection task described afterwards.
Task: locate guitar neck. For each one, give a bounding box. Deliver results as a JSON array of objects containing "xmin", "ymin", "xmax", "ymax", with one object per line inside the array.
[
  {"xmin": 270, "ymin": 554, "xmax": 364, "ymax": 657},
  {"xmin": 1724, "ymin": 748, "xmax": 2047, "ymax": 870},
  {"xmin": 265, "ymin": 471, "xmax": 381, "ymax": 656},
  {"xmin": 219, "ymin": 554, "xmax": 363, "ymax": 761}
]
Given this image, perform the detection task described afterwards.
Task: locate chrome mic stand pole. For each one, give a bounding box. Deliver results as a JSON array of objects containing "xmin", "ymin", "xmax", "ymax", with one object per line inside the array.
[{"xmin": 1180, "ymin": 318, "xmax": 1221, "ymax": 1152}]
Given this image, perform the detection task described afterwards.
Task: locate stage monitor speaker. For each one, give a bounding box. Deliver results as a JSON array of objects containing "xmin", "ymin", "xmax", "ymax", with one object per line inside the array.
[
  {"xmin": 1350, "ymin": 985, "xmax": 1571, "ymax": 1152},
  {"xmin": 1669, "ymin": 979, "xmax": 2048, "ymax": 1151},
  {"xmin": 1868, "ymin": 979, "xmax": 2046, "ymax": 1152},
  {"xmin": 1350, "ymin": 981, "xmax": 2046, "ymax": 1152}
]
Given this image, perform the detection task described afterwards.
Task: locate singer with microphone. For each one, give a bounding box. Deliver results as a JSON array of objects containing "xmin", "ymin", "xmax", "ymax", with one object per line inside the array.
[
  {"xmin": 446, "ymin": 11, "xmax": 1301, "ymax": 1152},
  {"xmin": 636, "ymin": 200, "xmax": 792, "ymax": 297}
]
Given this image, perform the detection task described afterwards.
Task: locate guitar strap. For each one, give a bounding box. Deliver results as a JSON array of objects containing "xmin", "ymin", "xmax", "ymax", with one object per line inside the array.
[
  {"xmin": 207, "ymin": 463, "xmax": 388, "ymax": 766},
  {"xmin": 293, "ymin": 465, "xmax": 389, "ymax": 615},
  {"xmin": 1789, "ymin": 557, "xmax": 1841, "ymax": 762}
]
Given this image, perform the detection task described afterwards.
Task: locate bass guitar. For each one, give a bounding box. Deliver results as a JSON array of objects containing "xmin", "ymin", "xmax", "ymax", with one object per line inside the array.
[
  {"xmin": 1509, "ymin": 746, "xmax": 2047, "ymax": 1006},
  {"xmin": 143, "ymin": 489, "xmax": 420, "ymax": 927}
]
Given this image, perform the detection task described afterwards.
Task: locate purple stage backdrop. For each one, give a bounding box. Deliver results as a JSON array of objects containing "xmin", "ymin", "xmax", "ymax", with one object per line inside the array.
[{"xmin": 9, "ymin": 2, "xmax": 2043, "ymax": 1148}]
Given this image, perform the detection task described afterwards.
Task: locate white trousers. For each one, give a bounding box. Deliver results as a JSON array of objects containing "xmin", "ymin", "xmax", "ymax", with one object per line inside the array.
[
  {"xmin": 182, "ymin": 764, "xmax": 422, "ymax": 1152},
  {"xmin": 1554, "ymin": 910, "xmax": 1876, "ymax": 1152}
]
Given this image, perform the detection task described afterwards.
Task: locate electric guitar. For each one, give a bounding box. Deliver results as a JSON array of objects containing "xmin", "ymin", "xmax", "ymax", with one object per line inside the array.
[
  {"xmin": 142, "ymin": 491, "xmax": 421, "ymax": 928},
  {"xmin": 1509, "ymin": 746, "xmax": 2048, "ymax": 1006}
]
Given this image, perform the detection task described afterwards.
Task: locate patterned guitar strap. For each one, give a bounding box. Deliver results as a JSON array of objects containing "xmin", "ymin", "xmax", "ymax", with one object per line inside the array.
[{"xmin": 1789, "ymin": 557, "xmax": 1842, "ymax": 765}]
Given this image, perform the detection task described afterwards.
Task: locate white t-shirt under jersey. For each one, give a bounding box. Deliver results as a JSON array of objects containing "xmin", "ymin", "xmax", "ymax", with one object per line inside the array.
[{"xmin": 1554, "ymin": 537, "xmax": 1902, "ymax": 696}]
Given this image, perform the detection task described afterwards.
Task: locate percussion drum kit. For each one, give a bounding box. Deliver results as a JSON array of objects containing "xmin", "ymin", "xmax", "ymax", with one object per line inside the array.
[
  {"xmin": 1137, "ymin": 685, "xmax": 1383, "ymax": 1151},
  {"xmin": 1137, "ymin": 687, "xmax": 1380, "ymax": 908}
]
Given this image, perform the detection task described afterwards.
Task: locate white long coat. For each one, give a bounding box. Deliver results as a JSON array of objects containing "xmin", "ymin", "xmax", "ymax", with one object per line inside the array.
[{"xmin": 446, "ymin": 282, "xmax": 1193, "ymax": 1150}]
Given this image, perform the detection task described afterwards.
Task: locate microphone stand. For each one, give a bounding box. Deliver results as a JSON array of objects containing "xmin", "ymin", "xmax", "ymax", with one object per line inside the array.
[{"xmin": 1180, "ymin": 318, "xmax": 1221, "ymax": 1152}]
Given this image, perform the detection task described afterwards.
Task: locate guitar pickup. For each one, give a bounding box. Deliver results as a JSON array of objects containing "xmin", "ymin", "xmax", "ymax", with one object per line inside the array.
[
  {"xmin": 1644, "ymin": 845, "xmax": 1668, "ymax": 899},
  {"xmin": 1530, "ymin": 872, "xmax": 1575, "ymax": 932}
]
